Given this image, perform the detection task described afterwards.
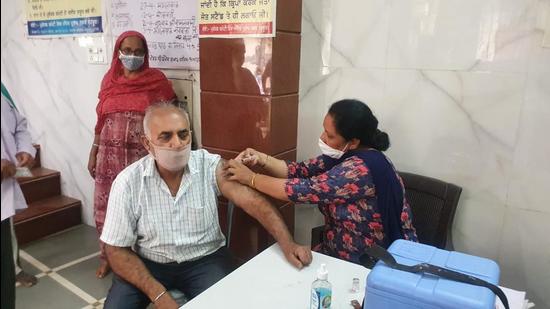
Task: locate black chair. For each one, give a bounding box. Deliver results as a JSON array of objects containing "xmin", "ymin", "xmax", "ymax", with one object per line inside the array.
[
  {"xmin": 399, "ymin": 171, "xmax": 462, "ymax": 250},
  {"xmin": 310, "ymin": 172, "xmax": 462, "ymax": 250}
]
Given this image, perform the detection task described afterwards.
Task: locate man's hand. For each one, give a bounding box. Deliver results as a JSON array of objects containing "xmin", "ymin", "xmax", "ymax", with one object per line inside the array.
[
  {"xmin": 15, "ymin": 152, "xmax": 34, "ymax": 168},
  {"xmin": 1, "ymin": 159, "xmax": 16, "ymax": 181},
  {"xmin": 154, "ymin": 292, "xmax": 179, "ymax": 309},
  {"xmin": 280, "ymin": 242, "xmax": 313, "ymax": 269},
  {"xmin": 217, "ymin": 160, "xmax": 308, "ymax": 269},
  {"xmin": 105, "ymin": 245, "xmax": 175, "ymax": 308}
]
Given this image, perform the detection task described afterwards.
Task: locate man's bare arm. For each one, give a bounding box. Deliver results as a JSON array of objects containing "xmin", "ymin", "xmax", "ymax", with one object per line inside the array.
[
  {"xmin": 105, "ymin": 245, "xmax": 178, "ymax": 308},
  {"xmin": 215, "ymin": 160, "xmax": 312, "ymax": 268}
]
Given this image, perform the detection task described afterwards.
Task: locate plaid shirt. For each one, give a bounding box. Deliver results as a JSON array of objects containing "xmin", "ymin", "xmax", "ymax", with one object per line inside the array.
[{"xmin": 100, "ymin": 149, "xmax": 225, "ymax": 263}]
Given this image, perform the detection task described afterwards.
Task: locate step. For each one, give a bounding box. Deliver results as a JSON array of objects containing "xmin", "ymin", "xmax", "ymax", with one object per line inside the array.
[
  {"xmin": 17, "ymin": 167, "xmax": 61, "ymax": 204},
  {"xmin": 13, "ymin": 195, "xmax": 82, "ymax": 245}
]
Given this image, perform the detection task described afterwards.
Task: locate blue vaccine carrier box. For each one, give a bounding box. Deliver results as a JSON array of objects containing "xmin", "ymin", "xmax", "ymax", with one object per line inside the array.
[{"xmin": 364, "ymin": 240, "xmax": 500, "ymax": 309}]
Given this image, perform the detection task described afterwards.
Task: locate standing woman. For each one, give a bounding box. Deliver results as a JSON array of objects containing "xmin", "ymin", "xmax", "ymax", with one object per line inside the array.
[
  {"xmin": 88, "ymin": 31, "xmax": 176, "ymax": 278},
  {"xmin": 226, "ymin": 99, "xmax": 418, "ymax": 265}
]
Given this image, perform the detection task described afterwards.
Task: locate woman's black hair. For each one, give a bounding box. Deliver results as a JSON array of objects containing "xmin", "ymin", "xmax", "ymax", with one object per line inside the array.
[{"xmin": 328, "ymin": 99, "xmax": 390, "ymax": 151}]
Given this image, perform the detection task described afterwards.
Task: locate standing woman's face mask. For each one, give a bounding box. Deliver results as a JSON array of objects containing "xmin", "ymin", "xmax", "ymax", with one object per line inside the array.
[
  {"xmin": 319, "ymin": 114, "xmax": 349, "ymax": 159},
  {"xmin": 118, "ymin": 36, "xmax": 146, "ymax": 71},
  {"xmin": 119, "ymin": 51, "xmax": 145, "ymax": 71}
]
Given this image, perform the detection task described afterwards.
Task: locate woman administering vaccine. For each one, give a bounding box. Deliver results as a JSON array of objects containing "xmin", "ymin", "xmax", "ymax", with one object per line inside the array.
[
  {"xmin": 87, "ymin": 30, "xmax": 176, "ymax": 278},
  {"xmin": 226, "ymin": 99, "xmax": 418, "ymax": 265}
]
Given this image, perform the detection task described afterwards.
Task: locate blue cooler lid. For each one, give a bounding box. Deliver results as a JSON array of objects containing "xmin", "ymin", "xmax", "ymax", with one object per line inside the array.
[{"xmin": 366, "ymin": 240, "xmax": 500, "ymax": 309}]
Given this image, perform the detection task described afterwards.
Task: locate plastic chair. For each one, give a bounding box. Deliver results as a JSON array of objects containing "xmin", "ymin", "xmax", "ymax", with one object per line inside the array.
[{"xmin": 398, "ymin": 171, "xmax": 462, "ymax": 250}]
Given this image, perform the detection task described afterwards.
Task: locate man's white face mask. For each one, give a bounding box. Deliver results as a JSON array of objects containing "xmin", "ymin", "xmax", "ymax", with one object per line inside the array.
[
  {"xmin": 148, "ymin": 141, "xmax": 191, "ymax": 171},
  {"xmin": 318, "ymin": 138, "xmax": 349, "ymax": 159}
]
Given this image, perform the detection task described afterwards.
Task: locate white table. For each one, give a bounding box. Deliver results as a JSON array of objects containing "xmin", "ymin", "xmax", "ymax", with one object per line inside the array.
[
  {"xmin": 182, "ymin": 244, "xmax": 368, "ymax": 308},
  {"xmin": 181, "ymin": 244, "xmax": 529, "ymax": 309}
]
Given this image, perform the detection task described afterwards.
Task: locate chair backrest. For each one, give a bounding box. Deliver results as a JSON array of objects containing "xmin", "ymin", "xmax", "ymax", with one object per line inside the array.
[{"xmin": 398, "ymin": 171, "xmax": 462, "ymax": 250}]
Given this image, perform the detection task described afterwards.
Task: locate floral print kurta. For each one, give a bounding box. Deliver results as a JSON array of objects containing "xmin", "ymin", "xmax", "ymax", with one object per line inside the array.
[{"xmin": 285, "ymin": 152, "xmax": 417, "ymax": 264}]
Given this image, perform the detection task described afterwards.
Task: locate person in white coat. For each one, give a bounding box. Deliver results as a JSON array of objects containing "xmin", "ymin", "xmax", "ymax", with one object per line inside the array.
[{"xmin": 1, "ymin": 88, "xmax": 36, "ymax": 309}]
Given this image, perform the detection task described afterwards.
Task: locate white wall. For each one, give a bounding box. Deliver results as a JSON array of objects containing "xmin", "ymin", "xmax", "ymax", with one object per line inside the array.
[
  {"xmin": 0, "ymin": 0, "xmax": 201, "ymax": 227},
  {"xmin": 298, "ymin": 0, "xmax": 550, "ymax": 307},
  {"xmin": 2, "ymin": 0, "xmax": 549, "ymax": 306}
]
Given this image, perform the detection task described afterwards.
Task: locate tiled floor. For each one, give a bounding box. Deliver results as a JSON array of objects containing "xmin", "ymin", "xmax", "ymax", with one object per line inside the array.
[{"xmin": 16, "ymin": 225, "xmax": 111, "ymax": 309}]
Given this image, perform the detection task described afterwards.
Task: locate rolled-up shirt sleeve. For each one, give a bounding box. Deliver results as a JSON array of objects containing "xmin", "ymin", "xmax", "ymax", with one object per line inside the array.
[
  {"xmin": 12, "ymin": 107, "xmax": 36, "ymax": 157},
  {"xmin": 285, "ymin": 157, "xmax": 371, "ymax": 204},
  {"xmin": 100, "ymin": 175, "xmax": 137, "ymax": 247},
  {"xmin": 202, "ymin": 150, "xmax": 221, "ymax": 196}
]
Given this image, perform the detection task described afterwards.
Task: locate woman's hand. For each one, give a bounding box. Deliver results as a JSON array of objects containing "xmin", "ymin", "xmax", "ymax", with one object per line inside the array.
[
  {"xmin": 235, "ymin": 148, "xmax": 267, "ymax": 168},
  {"xmin": 225, "ymin": 159, "xmax": 255, "ymax": 186},
  {"xmin": 88, "ymin": 147, "xmax": 98, "ymax": 179}
]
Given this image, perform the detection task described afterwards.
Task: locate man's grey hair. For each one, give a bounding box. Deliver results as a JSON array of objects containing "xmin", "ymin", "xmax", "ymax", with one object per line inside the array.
[{"xmin": 143, "ymin": 101, "xmax": 190, "ymax": 138}]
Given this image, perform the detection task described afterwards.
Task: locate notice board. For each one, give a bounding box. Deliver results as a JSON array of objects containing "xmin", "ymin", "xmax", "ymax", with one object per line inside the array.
[
  {"xmin": 26, "ymin": 0, "xmax": 103, "ymax": 37},
  {"xmin": 110, "ymin": 0, "xmax": 199, "ymax": 69}
]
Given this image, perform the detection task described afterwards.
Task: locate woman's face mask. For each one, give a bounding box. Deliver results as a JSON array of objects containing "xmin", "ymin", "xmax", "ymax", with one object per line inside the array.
[
  {"xmin": 118, "ymin": 50, "xmax": 145, "ymax": 71},
  {"xmin": 318, "ymin": 138, "xmax": 349, "ymax": 159},
  {"xmin": 148, "ymin": 141, "xmax": 191, "ymax": 172}
]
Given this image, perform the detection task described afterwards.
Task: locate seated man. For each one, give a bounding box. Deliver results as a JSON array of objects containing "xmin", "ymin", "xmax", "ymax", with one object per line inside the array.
[{"xmin": 100, "ymin": 102, "xmax": 311, "ymax": 309}]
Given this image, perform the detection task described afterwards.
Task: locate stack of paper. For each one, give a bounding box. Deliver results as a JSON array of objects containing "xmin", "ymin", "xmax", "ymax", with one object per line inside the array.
[{"xmin": 495, "ymin": 286, "xmax": 534, "ymax": 309}]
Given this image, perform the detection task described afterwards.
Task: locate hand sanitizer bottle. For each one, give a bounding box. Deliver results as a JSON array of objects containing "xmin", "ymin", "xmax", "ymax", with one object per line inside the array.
[{"xmin": 310, "ymin": 263, "xmax": 332, "ymax": 309}]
